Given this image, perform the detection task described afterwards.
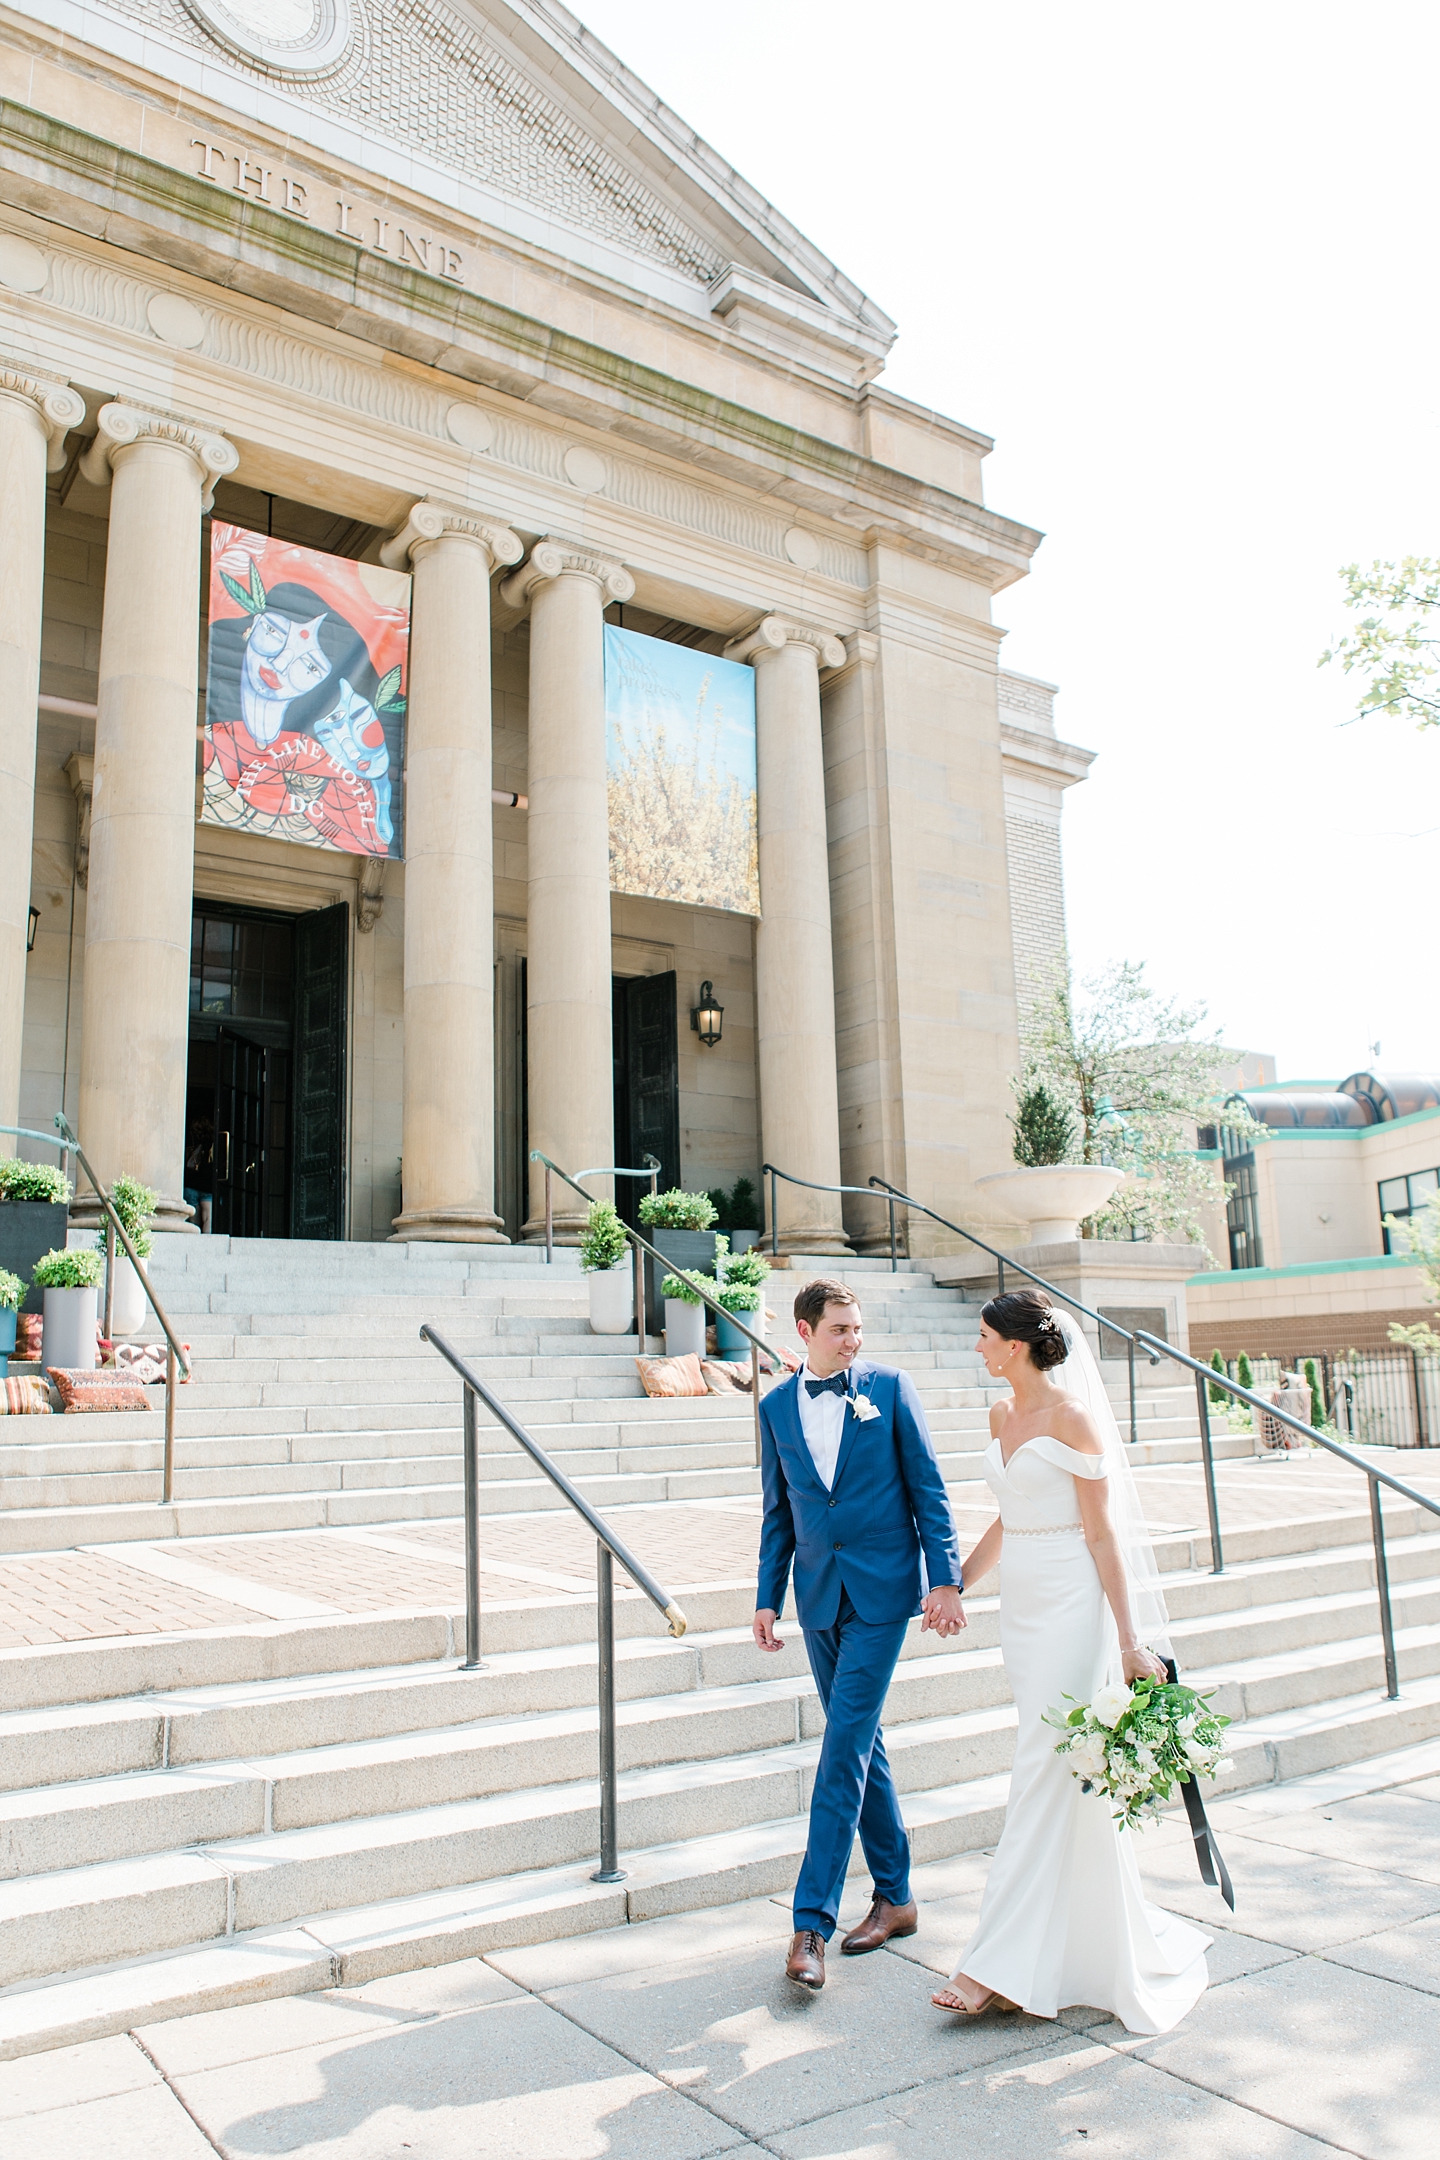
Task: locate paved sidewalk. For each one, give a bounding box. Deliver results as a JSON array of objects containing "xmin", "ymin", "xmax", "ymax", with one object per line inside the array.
[
  {"xmin": 3, "ymin": 1449, "xmax": 1435, "ymax": 1648},
  {"xmin": 3, "ymin": 1739, "xmax": 1437, "ymax": 2157}
]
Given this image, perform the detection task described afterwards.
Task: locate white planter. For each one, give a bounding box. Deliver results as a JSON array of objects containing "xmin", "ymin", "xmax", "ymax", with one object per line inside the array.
[
  {"xmin": 107, "ymin": 1255, "xmax": 149, "ymax": 1338},
  {"xmin": 41, "ymin": 1284, "xmax": 98, "ymax": 1373},
  {"xmin": 586, "ymin": 1262, "xmax": 634, "ymax": 1335},
  {"xmin": 974, "ymin": 1164, "xmax": 1126, "ymax": 1246},
  {"xmin": 664, "ymin": 1298, "xmax": 706, "ymax": 1359}
]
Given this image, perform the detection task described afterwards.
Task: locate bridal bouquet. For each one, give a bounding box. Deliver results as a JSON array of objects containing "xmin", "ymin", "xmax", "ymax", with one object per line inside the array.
[{"xmin": 1046, "ymin": 1674, "xmax": 1232, "ymax": 1830}]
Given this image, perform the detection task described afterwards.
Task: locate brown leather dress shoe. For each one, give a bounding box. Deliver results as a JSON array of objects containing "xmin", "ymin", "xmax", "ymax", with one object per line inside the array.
[
  {"xmin": 786, "ymin": 1928, "xmax": 826, "ymax": 1988},
  {"xmin": 840, "ymin": 1895, "xmax": 918, "ymax": 1954}
]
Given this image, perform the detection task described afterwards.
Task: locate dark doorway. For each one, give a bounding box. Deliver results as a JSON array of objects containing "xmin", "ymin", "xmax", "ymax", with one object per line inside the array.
[
  {"xmin": 611, "ymin": 972, "xmax": 680, "ymax": 1228},
  {"xmin": 186, "ymin": 901, "xmax": 348, "ymax": 1239}
]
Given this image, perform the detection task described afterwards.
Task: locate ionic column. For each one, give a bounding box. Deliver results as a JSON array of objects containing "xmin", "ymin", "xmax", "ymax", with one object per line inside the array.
[
  {"xmin": 381, "ymin": 499, "xmax": 522, "ymax": 1242},
  {"xmin": 0, "ymin": 370, "xmax": 84, "ymax": 1134},
  {"xmin": 76, "ymin": 405, "xmax": 238, "ymax": 1229},
  {"xmin": 498, "ymin": 539, "xmax": 633, "ymax": 1240},
  {"xmin": 726, "ymin": 616, "xmax": 850, "ymax": 1255}
]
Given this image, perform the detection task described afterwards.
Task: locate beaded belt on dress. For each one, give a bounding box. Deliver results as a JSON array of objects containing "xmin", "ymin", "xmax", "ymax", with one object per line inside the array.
[{"xmin": 1003, "ymin": 1522, "xmax": 1085, "ymax": 1537}]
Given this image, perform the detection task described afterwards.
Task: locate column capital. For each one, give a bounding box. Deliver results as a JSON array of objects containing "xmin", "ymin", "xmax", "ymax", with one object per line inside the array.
[
  {"xmin": 724, "ymin": 614, "xmax": 846, "ymax": 672},
  {"xmin": 0, "ymin": 365, "xmax": 86, "ymax": 471},
  {"xmin": 78, "ymin": 403, "xmax": 238, "ymax": 509},
  {"xmin": 380, "ymin": 497, "xmax": 523, "ymax": 573},
  {"xmin": 498, "ymin": 535, "xmax": 634, "ymax": 611}
]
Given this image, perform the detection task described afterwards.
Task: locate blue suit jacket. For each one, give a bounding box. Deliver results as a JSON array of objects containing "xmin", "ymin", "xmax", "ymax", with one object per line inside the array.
[{"xmin": 756, "ymin": 1362, "xmax": 962, "ymax": 1629}]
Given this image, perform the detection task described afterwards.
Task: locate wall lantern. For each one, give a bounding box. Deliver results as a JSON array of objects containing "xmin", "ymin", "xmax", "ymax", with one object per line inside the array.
[
  {"xmin": 26, "ymin": 904, "xmax": 40, "ymax": 953},
  {"xmin": 690, "ymin": 980, "xmax": 724, "ymax": 1048}
]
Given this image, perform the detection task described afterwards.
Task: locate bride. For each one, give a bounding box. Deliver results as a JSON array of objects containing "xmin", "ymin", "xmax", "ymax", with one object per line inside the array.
[{"xmin": 930, "ymin": 1288, "xmax": 1210, "ymax": 2035}]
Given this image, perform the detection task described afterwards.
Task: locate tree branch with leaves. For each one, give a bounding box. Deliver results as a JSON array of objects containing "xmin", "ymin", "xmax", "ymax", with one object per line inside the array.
[
  {"xmin": 1320, "ymin": 557, "xmax": 1440, "ymax": 731},
  {"xmin": 1016, "ymin": 961, "xmax": 1266, "ymax": 1253}
]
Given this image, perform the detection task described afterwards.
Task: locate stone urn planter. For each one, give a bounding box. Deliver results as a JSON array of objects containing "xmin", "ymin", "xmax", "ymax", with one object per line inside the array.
[
  {"xmin": 974, "ymin": 1164, "xmax": 1125, "ymax": 1245},
  {"xmin": 586, "ymin": 1261, "xmax": 634, "ymax": 1336}
]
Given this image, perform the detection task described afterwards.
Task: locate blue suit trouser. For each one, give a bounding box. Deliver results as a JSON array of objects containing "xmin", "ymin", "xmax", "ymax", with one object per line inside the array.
[{"xmin": 792, "ymin": 1590, "xmax": 912, "ymax": 1938}]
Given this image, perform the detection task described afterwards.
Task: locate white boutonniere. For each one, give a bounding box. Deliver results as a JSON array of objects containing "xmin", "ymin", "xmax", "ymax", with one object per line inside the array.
[{"xmin": 850, "ymin": 1392, "xmax": 882, "ymax": 1423}]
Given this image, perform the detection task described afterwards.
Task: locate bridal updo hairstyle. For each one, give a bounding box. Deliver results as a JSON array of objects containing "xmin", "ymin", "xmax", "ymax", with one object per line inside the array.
[{"xmin": 982, "ymin": 1288, "xmax": 1069, "ymax": 1371}]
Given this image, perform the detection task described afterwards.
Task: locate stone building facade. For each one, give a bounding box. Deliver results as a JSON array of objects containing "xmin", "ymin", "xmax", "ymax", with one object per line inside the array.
[{"xmin": 3, "ymin": 0, "xmax": 1093, "ymax": 1254}]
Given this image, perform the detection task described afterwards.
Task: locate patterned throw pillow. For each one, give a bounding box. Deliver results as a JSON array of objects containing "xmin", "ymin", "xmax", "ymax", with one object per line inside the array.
[
  {"xmin": 47, "ymin": 1367, "xmax": 150, "ymax": 1413},
  {"xmin": 634, "ymin": 1352, "xmax": 708, "ymax": 1398},
  {"xmin": 0, "ymin": 1376, "xmax": 52, "ymax": 1415}
]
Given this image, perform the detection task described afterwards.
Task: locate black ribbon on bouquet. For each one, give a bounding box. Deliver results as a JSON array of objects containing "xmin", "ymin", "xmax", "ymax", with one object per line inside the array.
[{"xmin": 1164, "ymin": 1658, "xmax": 1235, "ymax": 1911}]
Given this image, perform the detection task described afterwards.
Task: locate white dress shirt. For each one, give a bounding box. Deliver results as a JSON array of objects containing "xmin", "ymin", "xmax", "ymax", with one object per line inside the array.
[{"xmin": 796, "ymin": 1360, "xmax": 850, "ymax": 1491}]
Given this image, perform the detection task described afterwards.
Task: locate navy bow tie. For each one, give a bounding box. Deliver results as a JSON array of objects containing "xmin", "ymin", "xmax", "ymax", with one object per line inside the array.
[{"xmin": 805, "ymin": 1372, "xmax": 849, "ymax": 1399}]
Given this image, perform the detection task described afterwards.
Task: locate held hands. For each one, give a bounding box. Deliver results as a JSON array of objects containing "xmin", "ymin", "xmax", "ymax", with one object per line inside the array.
[
  {"xmin": 1121, "ymin": 1642, "xmax": 1167, "ymax": 1683},
  {"xmin": 753, "ymin": 1609, "xmax": 784, "ymax": 1653},
  {"xmin": 921, "ymin": 1585, "xmax": 966, "ymax": 1637}
]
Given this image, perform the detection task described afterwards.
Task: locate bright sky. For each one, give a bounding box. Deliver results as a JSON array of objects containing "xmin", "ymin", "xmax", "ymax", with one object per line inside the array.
[{"xmin": 578, "ymin": 0, "xmax": 1440, "ymax": 1084}]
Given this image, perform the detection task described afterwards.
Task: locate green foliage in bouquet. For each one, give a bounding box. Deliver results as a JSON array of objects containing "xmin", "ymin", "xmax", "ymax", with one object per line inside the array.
[
  {"xmin": 1046, "ymin": 1674, "xmax": 1231, "ymax": 1831},
  {"xmin": 578, "ymin": 1200, "xmax": 629, "ymax": 1274},
  {"xmin": 0, "ymin": 1267, "xmax": 24, "ymax": 1311},
  {"xmin": 0, "ymin": 1157, "xmax": 72, "ymax": 1204},
  {"xmin": 110, "ymin": 1176, "xmax": 157, "ymax": 1260},
  {"xmin": 31, "ymin": 1244, "xmax": 105, "ymax": 1290},
  {"xmin": 639, "ymin": 1188, "xmax": 717, "ymax": 1231}
]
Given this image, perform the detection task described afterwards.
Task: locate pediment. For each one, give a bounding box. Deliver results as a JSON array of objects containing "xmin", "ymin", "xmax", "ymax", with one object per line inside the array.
[{"xmin": 52, "ymin": 0, "xmax": 893, "ymax": 378}]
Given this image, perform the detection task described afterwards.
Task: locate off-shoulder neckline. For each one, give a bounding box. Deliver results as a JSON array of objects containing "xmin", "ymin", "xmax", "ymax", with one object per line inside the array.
[{"xmin": 992, "ymin": 1433, "xmax": 1107, "ymax": 1472}]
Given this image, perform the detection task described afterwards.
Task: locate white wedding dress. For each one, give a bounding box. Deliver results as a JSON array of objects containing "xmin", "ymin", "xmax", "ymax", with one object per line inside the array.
[{"xmin": 950, "ymin": 1430, "xmax": 1211, "ymax": 2034}]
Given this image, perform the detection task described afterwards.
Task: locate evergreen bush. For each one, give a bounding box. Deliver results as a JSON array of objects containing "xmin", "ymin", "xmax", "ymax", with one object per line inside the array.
[
  {"xmin": 1237, "ymin": 1352, "xmax": 1254, "ymax": 1391},
  {"xmin": 110, "ymin": 1176, "xmax": 156, "ymax": 1260},
  {"xmin": 728, "ymin": 1177, "xmax": 759, "ymax": 1230},
  {"xmin": 639, "ymin": 1188, "xmax": 717, "ymax": 1231},
  {"xmin": 1010, "ymin": 1085, "xmax": 1076, "ymax": 1167},
  {"xmin": 1208, "ymin": 1349, "xmax": 1228, "ymax": 1407},
  {"xmin": 31, "ymin": 1245, "xmax": 104, "ymax": 1290},
  {"xmin": 579, "ymin": 1200, "xmax": 629, "ymax": 1274},
  {"xmin": 0, "ymin": 1158, "xmax": 72, "ymax": 1205},
  {"xmin": 1304, "ymin": 1358, "xmax": 1326, "ymax": 1428}
]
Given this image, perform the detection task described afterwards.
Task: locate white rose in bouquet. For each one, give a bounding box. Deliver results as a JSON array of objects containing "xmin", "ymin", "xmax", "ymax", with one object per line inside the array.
[
  {"xmin": 1069, "ymin": 1734, "xmax": 1107, "ymax": 1779},
  {"xmin": 1090, "ymin": 1681, "xmax": 1133, "ymax": 1729}
]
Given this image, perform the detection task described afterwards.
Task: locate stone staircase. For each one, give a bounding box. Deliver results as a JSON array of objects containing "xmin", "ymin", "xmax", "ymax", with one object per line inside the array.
[
  {"xmin": 0, "ymin": 1239, "xmax": 1218, "ymax": 1553},
  {"xmin": 7, "ymin": 1237, "xmax": 1425, "ymax": 2061}
]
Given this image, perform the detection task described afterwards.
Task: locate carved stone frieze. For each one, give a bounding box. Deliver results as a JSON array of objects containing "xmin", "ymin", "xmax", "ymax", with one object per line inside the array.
[
  {"xmin": 0, "ymin": 364, "xmax": 85, "ymax": 471},
  {"xmin": 78, "ymin": 403, "xmax": 240, "ymax": 508},
  {"xmin": 380, "ymin": 497, "xmax": 522, "ymax": 572},
  {"xmin": 498, "ymin": 538, "xmax": 634, "ymax": 610},
  {"xmin": 725, "ymin": 614, "xmax": 846, "ymax": 673}
]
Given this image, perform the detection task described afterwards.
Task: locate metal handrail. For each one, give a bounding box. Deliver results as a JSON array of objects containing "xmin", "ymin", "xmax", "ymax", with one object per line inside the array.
[
  {"xmin": 758, "ymin": 1161, "xmax": 1149, "ymax": 1446},
  {"xmin": 1, "ymin": 1114, "xmax": 192, "ymax": 1501},
  {"xmin": 1137, "ymin": 1329, "xmax": 1440, "ymax": 1700},
  {"xmin": 530, "ymin": 1150, "xmax": 780, "ymax": 1472},
  {"xmin": 419, "ymin": 1322, "xmax": 686, "ymax": 1884},
  {"xmin": 535, "ymin": 1154, "xmax": 661, "ymax": 1262}
]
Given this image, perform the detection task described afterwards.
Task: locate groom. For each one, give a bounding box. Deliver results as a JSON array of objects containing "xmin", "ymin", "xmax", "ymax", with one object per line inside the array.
[{"xmin": 755, "ymin": 1277, "xmax": 964, "ymax": 1989}]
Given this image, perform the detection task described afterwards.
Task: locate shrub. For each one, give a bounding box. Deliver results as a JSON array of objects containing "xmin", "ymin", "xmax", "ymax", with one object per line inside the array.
[
  {"xmin": 31, "ymin": 1244, "xmax": 104, "ymax": 1290},
  {"xmin": 1237, "ymin": 1351, "xmax": 1254, "ymax": 1392},
  {"xmin": 660, "ymin": 1269, "xmax": 717, "ymax": 1306},
  {"xmin": 707, "ymin": 1188, "xmax": 731, "ymax": 1229},
  {"xmin": 579, "ymin": 1200, "xmax": 630, "ymax": 1274},
  {"xmin": 722, "ymin": 1247, "xmax": 771, "ymax": 1292},
  {"xmin": 110, "ymin": 1175, "xmax": 156, "ymax": 1261},
  {"xmin": 728, "ymin": 1177, "xmax": 759, "ymax": 1231},
  {"xmin": 716, "ymin": 1282, "xmax": 762, "ymax": 1315},
  {"xmin": 0, "ymin": 1267, "xmax": 24, "ymax": 1311},
  {"xmin": 0, "ymin": 1157, "xmax": 72, "ymax": 1205},
  {"xmin": 1208, "ymin": 1349, "xmax": 1228, "ymax": 1407},
  {"xmin": 640, "ymin": 1188, "xmax": 717, "ymax": 1231},
  {"xmin": 1304, "ymin": 1357, "xmax": 1326, "ymax": 1428},
  {"xmin": 1010, "ymin": 1085, "xmax": 1077, "ymax": 1168}
]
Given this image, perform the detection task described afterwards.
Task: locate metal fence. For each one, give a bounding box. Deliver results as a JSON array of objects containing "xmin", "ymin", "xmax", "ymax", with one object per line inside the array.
[{"xmin": 1212, "ymin": 1349, "xmax": 1440, "ymax": 1448}]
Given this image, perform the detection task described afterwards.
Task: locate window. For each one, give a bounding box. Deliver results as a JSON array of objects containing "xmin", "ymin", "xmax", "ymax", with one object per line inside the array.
[
  {"xmin": 1381, "ymin": 1167, "xmax": 1440, "ymax": 1252},
  {"xmin": 1226, "ymin": 1153, "xmax": 1263, "ymax": 1270}
]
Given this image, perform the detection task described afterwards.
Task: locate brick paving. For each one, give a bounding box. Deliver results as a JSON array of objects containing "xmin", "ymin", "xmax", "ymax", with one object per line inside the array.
[
  {"xmin": 1, "ymin": 1453, "xmax": 1436, "ymax": 1652},
  {"xmin": 0, "ymin": 1550, "xmax": 257, "ymax": 1648}
]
